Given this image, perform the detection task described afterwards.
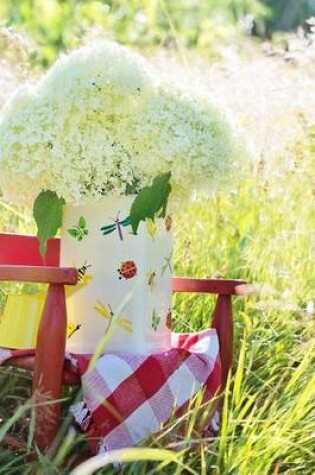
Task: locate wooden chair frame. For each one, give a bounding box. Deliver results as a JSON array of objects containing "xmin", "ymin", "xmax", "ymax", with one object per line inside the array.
[{"xmin": 0, "ymin": 233, "xmax": 246, "ymax": 453}]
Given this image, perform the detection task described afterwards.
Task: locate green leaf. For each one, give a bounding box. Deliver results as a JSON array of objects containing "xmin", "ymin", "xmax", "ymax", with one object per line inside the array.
[
  {"xmin": 33, "ymin": 190, "xmax": 65, "ymax": 257},
  {"xmin": 130, "ymin": 172, "xmax": 172, "ymax": 234}
]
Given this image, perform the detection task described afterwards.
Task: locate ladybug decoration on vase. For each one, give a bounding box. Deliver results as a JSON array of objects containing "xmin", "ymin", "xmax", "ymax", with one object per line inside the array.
[{"xmin": 118, "ymin": 260, "xmax": 138, "ymax": 280}]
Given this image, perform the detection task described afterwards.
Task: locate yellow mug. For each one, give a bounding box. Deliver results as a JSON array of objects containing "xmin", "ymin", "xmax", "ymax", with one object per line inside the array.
[
  {"xmin": 0, "ymin": 293, "xmax": 45, "ymax": 349},
  {"xmin": 0, "ymin": 283, "xmax": 88, "ymax": 349}
]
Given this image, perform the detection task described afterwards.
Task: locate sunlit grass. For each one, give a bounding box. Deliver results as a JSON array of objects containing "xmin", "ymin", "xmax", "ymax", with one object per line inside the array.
[
  {"xmin": 0, "ymin": 5, "xmax": 314, "ymax": 467},
  {"xmin": 0, "ymin": 127, "xmax": 314, "ymax": 473}
]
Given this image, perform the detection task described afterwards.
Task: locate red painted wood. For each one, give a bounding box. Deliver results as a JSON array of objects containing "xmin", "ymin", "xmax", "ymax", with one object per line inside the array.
[
  {"xmin": 3, "ymin": 434, "xmax": 28, "ymax": 451},
  {"xmin": 32, "ymin": 284, "xmax": 67, "ymax": 451},
  {"xmin": 211, "ymin": 295, "xmax": 233, "ymax": 390},
  {"xmin": 0, "ymin": 232, "xmax": 245, "ymax": 450},
  {"xmin": 0, "ymin": 265, "xmax": 77, "ymax": 285},
  {"xmin": 172, "ymin": 277, "xmax": 246, "ymax": 295},
  {"xmin": 3, "ymin": 356, "xmax": 80, "ymax": 385},
  {"xmin": 0, "ymin": 233, "xmax": 60, "ymax": 266}
]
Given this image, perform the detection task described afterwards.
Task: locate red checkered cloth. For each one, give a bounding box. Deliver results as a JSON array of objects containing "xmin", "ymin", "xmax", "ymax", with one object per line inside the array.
[
  {"xmin": 0, "ymin": 328, "xmax": 221, "ymax": 454},
  {"xmin": 71, "ymin": 329, "xmax": 221, "ymax": 453}
]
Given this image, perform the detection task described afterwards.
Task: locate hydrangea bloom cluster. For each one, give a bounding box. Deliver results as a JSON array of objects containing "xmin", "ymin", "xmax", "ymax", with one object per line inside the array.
[{"xmin": 0, "ymin": 41, "xmax": 244, "ymax": 205}]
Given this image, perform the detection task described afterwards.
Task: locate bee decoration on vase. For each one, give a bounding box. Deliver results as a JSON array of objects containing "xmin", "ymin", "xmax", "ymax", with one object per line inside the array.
[{"xmin": 77, "ymin": 261, "xmax": 92, "ymax": 282}]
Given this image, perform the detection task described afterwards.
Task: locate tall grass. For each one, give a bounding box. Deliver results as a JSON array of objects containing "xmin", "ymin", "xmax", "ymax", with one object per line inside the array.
[
  {"xmin": 0, "ymin": 125, "xmax": 313, "ymax": 474},
  {"xmin": 0, "ymin": 7, "xmax": 314, "ymax": 471}
]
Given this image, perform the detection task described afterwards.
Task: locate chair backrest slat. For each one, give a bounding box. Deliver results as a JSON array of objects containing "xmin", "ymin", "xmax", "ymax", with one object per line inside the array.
[{"xmin": 0, "ymin": 234, "xmax": 60, "ymax": 266}]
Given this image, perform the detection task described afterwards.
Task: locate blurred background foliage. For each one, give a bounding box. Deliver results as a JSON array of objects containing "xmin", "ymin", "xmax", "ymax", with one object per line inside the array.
[
  {"xmin": 0, "ymin": 0, "xmax": 314, "ymax": 66},
  {"xmin": 261, "ymin": 0, "xmax": 315, "ymax": 34}
]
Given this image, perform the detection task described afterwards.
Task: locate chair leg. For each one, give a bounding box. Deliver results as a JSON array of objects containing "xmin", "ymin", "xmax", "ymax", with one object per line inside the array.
[
  {"xmin": 211, "ymin": 295, "xmax": 233, "ymax": 390},
  {"xmin": 32, "ymin": 284, "xmax": 67, "ymax": 452}
]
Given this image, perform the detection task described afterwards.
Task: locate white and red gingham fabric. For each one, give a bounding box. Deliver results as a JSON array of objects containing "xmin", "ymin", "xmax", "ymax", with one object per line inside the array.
[
  {"xmin": 71, "ymin": 328, "xmax": 221, "ymax": 453},
  {"xmin": 0, "ymin": 328, "xmax": 221, "ymax": 454}
]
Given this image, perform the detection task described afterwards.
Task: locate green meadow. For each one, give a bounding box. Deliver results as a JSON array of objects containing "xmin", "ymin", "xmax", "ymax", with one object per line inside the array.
[{"xmin": 0, "ymin": 1, "xmax": 314, "ymax": 473}]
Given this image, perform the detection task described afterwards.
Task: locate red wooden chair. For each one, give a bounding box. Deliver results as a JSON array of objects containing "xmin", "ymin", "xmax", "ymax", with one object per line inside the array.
[{"xmin": 0, "ymin": 232, "xmax": 246, "ymax": 453}]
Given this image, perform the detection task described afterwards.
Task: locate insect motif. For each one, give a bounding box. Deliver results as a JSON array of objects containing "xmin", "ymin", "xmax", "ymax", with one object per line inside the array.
[
  {"xmin": 77, "ymin": 261, "xmax": 92, "ymax": 282},
  {"xmin": 151, "ymin": 309, "xmax": 161, "ymax": 331},
  {"xmin": 67, "ymin": 216, "xmax": 89, "ymax": 241},
  {"xmin": 146, "ymin": 269, "xmax": 157, "ymax": 292},
  {"xmin": 94, "ymin": 300, "xmax": 132, "ymax": 332},
  {"xmin": 161, "ymin": 250, "xmax": 173, "ymax": 275},
  {"xmin": 146, "ymin": 218, "xmax": 158, "ymax": 239},
  {"xmin": 100, "ymin": 213, "xmax": 131, "ymax": 241},
  {"xmin": 118, "ymin": 260, "xmax": 137, "ymax": 280},
  {"xmin": 166, "ymin": 310, "xmax": 172, "ymax": 329},
  {"xmin": 67, "ymin": 322, "xmax": 82, "ymax": 339},
  {"xmin": 165, "ymin": 215, "xmax": 172, "ymax": 232}
]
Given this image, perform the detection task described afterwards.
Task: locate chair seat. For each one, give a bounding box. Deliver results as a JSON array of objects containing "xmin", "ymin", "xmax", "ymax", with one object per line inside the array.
[{"xmin": 3, "ymin": 355, "xmax": 81, "ymax": 386}]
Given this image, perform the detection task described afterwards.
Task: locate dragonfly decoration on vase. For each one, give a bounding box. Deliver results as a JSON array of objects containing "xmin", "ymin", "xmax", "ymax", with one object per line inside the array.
[
  {"xmin": 161, "ymin": 250, "xmax": 173, "ymax": 275},
  {"xmin": 67, "ymin": 322, "xmax": 82, "ymax": 339},
  {"xmin": 100, "ymin": 213, "xmax": 131, "ymax": 241},
  {"xmin": 94, "ymin": 300, "xmax": 133, "ymax": 333}
]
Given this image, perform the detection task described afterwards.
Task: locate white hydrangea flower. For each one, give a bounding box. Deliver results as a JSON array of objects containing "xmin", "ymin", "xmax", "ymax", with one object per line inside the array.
[{"xmin": 0, "ymin": 41, "xmax": 245, "ymax": 205}]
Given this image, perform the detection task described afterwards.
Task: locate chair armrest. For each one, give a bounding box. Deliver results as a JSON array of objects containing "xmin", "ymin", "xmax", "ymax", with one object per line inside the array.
[
  {"xmin": 0, "ymin": 265, "xmax": 78, "ymax": 285},
  {"xmin": 172, "ymin": 277, "xmax": 246, "ymax": 295},
  {"xmin": 172, "ymin": 276, "xmax": 248, "ymax": 390}
]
